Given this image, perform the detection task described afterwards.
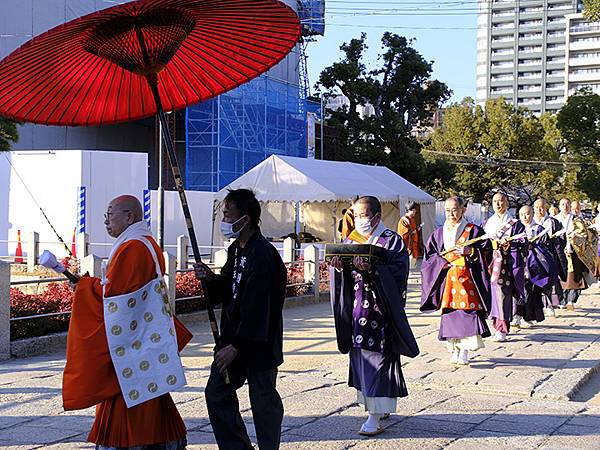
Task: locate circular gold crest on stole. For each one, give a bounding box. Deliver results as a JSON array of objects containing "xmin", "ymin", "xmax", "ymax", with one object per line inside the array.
[
  {"xmin": 111, "ymin": 325, "xmax": 122, "ymax": 336},
  {"xmin": 129, "ymin": 390, "xmax": 139, "ymax": 401},
  {"xmin": 158, "ymin": 353, "xmax": 169, "ymax": 364},
  {"xmin": 144, "ymin": 312, "xmax": 154, "ymax": 323},
  {"xmin": 122, "ymin": 368, "xmax": 133, "ymax": 378},
  {"xmin": 166, "ymin": 375, "xmax": 177, "ymax": 385},
  {"xmin": 139, "ymin": 360, "xmax": 150, "ymax": 371},
  {"xmin": 150, "ymin": 333, "xmax": 161, "ymax": 343},
  {"xmin": 148, "ymin": 382, "xmax": 158, "ymax": 393}
]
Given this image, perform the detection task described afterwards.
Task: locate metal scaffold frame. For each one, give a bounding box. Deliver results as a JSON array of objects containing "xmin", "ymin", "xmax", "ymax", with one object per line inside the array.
[{"xmin": 185, "ymin": 75, "xmax": 309, "ymax": 192}]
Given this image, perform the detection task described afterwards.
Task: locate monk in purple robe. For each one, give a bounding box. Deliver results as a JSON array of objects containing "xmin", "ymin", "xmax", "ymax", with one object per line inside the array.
[
  {"xmin": 481, "ymin": 192, "xmax": 526, "ymax": 342},
  {"xmin": 421, "ymin": 196, "xmax": 491, "ymax": 365},
  {"xmin": 533, "ymin": 198, "xmax": 567, "ymax": 317},
  {"xmin": 330, "ymin": 196, "xmax": 419, "ymax": 437},
  {"xmin": 513, "ymin": 205, "xmax": 558, "ymax": 328}
]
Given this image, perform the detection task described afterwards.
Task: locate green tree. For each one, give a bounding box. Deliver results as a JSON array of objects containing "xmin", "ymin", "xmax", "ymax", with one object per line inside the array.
[
  {"xmin": 424, "ymin": 97, "xmax": 562, "ymax": 201},
  {"xmin": 557, "ymin": 88, "xmax": 600, "ymax": 200},
  {"xmin": 583, "ymin": 0, "xmax": 600, "ymax": 22},
  {"xmin": 317, "ymin": 33, "xmax": 451, "ymax": 184},
  {"xmin": 557, "ymin": 88, "xmax": 600, "ymax": 159},
  {"xmin": 0, "ymin": 117, "xmax": 18, "ymax": 152}
]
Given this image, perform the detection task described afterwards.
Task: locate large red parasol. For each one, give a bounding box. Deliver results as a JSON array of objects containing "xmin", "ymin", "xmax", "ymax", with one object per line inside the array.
[
  {"xmin": 0, "ymin": 0, "xmax": 300, "ymax": 383},
  {"xmin": 0, "ymin": 0, "xmax": 300, "ymax": 126}
]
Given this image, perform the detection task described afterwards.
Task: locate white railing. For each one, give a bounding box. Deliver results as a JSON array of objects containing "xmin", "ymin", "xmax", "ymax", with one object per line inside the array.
[{"xmin": 1, "ymin": 236, "xmax": 328, "ymax": 357}]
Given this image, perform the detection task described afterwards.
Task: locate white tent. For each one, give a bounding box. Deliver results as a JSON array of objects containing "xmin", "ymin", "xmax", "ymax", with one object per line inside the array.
[{"xmin": 214, "ymin": 155, "xmax": 436, "ymax": 245}]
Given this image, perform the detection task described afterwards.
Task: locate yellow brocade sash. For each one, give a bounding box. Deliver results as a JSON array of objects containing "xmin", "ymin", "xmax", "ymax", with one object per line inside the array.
[{"xmin": 440, "ymin": 224, "xmax": 482, "ymax": 311}]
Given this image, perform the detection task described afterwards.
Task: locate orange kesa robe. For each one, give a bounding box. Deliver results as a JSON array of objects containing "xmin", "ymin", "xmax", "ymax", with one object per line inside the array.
[
  {"xmin": 63, "ymin": 237, "xmax": 192, "ymax": 448},
  {"xmin": 397, "ymin": 215, "xmax": 420, "ymax": 258},
  {"xmin": 340, "ymin": 209, "xmax": 355, "ymax": 241}
]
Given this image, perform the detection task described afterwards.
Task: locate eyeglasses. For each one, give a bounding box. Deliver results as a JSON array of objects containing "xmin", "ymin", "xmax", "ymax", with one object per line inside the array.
[{"xmin": 104, "ymin": 210, "xmax": 130, "ymax": 221}]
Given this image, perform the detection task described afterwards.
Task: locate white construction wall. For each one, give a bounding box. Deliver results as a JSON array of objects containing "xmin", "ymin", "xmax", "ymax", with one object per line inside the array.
[
  {"xmin": 4, "ymin": 150, "xmax": 148, "ymax": 259},
  {"xmin": 149, "ymin": 190, "xmax": 216, "ymax": 257}
]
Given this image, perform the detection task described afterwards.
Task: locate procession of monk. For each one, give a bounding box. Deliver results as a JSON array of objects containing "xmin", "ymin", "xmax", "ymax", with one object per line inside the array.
[{"xmin": 55, "ymin": 189, "xmax": 600, "ymax": 448}]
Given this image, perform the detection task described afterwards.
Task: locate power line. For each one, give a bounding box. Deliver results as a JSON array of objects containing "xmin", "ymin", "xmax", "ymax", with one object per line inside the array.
[
  {"xmin": 421, "ymin": 149, "xmax": 588, "ymax": 167},
  {"xmin": 312, "ymin": 22, "xmax": 478, "ymax": 30}
]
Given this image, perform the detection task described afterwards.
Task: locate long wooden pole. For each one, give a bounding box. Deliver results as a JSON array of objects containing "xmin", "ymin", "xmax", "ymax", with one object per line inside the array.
[
  {"xmin": 136, "ymin": 26, "xmax": 228, "ymax": 383},
  {"xmin": 148, "ymin": 80, "xmax": 229, "ymax": 384}
]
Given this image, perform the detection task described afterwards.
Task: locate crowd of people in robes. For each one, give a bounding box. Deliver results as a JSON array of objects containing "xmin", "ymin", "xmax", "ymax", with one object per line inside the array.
[
  {"xmin": 421, "ymin": 192, "xmax": 600, "ymax": 366},
  {"xmin": 56, "ymin": 188, "xmax": 600, "ymax": 449}
]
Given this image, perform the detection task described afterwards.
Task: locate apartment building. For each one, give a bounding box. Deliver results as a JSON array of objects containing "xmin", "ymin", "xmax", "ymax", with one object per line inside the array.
[
  {"xmin": 477, "ymin": 0, "xmax": 582, "ymax": 114},
  {"xmin": 565, "ymin": 14, "xmax": 600, "ymax": 97}
]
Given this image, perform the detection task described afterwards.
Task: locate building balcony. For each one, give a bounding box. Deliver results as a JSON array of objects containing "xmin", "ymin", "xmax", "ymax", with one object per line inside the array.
[
  {"xmin": 570, "ymin": 24, "xmax": 600, "ymax": 34},
  {"xmin": 518, "ymin": 86, "xmax": 542, "ymax": 92},
  {"xmin": 493, "ymin": 23, "xmax": 516, "ymax": 30},
  {"xmin": 568, "ymin": 72, "xmax": 600, "ymax": 82},
  {"xmin": 569, "ymin": 56, "xmax": 600, "ymax": 67},
  {"xmin": 517, "ymin": 98, "xmax": 542, "ymax": 106},
  {"xmin": 569, "ymin": 40, "xmax": 600, "ymax": 51},
  {"xmin": 519, "ymin": 38, "xmax": 544, "ymax": 46},
  {"xmin": 519, "ymin": 21, "xmax": 543, "ymax": 28}
]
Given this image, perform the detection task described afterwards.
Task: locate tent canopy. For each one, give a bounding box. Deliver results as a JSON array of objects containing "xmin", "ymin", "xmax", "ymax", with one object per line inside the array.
[{"xmin": 215, "ymin": 155, "xmax": 435, "ymax": 203}]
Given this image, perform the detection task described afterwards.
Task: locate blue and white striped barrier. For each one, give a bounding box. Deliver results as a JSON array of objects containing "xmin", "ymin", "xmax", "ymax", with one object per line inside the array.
[
  {"xmin": 78, "ymin": 186, "xmax": 86, "ymax": 234},
  {"xmin": 143, "ymin": 189, "xmax": 151, "ymax": 228}
]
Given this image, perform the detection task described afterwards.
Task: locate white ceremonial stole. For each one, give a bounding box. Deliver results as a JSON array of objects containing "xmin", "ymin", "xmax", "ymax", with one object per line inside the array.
[
  {"xmin": 534, "ymin": 215, "xmax": 553, "ymax": 233},
  {"xmin": 366, "ymin": 221, "xmax": 389, "ymax": 247},
  {"xmin": 102, "ymin": 236, "xmax": 186, "ymax": 408},
  {"xmin": 484, "ymin": 212, "xmax": 514, "ymax": 238},
  {"xmin": 558, "ymin": 213, "xmax": 574, "ymax": 232},
  {"xmin": 443, "ymin": 218, "xmax": 468, "ymax": 251},
  {"xmin": 523, "ymin": 222, "xmax": 539, "ymax": 239}
]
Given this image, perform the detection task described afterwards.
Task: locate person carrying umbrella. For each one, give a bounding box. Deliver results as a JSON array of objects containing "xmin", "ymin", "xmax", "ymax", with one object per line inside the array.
[{"xmin": 194, "ymin": 189, "xmax": 287, "ymax": 450}]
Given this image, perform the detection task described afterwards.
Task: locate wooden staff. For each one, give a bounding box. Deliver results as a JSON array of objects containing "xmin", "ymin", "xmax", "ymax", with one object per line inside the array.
[{"xmin": 440, "ymin": 234, "xmax": 490, "ymax": 256}]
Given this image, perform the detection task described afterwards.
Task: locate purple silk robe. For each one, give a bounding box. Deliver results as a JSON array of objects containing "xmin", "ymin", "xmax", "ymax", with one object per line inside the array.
[
  {"xmin": 481, "ymin": 219, "xmax": 527, "ymax": 328},
  {"xmin": 421, "ymin": 224, "xmax": 492, "ymax": 340},
  {"xmin": 330, "ymin": 227, "xmax": 419, "ymax": 399},
  {"xmin": 519, "ymin": 223, "xmax": 558, "ymax": 322}
]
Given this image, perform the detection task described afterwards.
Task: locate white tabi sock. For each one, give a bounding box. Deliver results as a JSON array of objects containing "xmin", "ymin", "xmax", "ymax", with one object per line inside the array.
[{"xmin": 364, "ymin": 413, "xmax": 382, "ymax": 430}]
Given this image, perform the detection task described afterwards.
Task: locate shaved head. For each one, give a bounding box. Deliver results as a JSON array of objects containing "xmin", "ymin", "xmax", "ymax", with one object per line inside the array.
[
  {"xmin": 519, "ymin": 205, "xmax": 533, "ymax": 225},
  {"xmin": 104, "ymin": 195, "xmax": 143, "ymax": 237},
  {"xmin": 111, "ymin": 195, "xmax": 143, "ymax": 221},
  {"xmin": 492, "ymin": 191, "xmax": 509, "ymax": 215},
  {"xmin": 354, "ymin": 196, "xmax": 382, "ymax": 215},
  {"xmin": 533, "ymin": 198, "xmax": 547, "ymax": 219}
]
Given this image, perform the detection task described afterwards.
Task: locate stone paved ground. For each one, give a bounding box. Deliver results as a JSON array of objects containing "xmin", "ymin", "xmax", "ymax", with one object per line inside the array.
[{"xmin": 2, "ymin": 270, "xmax": 600, "ymax": 449}]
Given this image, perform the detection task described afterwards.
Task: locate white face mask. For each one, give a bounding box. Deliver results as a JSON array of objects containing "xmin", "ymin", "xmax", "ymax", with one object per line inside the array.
[
  {"xmin": 221, "ymin": 215, "xmax": 247, "ymax": 239},
  {"xmin": 355, "ymin": 216, "xmax": 375, "ymax": 236}
]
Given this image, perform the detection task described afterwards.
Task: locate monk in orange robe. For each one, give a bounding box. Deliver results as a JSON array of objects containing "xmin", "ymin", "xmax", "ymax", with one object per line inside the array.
[
  {"xmin": 397, "ymin": 202, "xmax": 421, "ymax": 259},
  {"xmin": 63, "ymin": 195, "xmax": 191, "ymax": 449}
]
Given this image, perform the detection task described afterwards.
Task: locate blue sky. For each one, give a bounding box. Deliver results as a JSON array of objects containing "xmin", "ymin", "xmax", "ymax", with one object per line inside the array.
[{"xmin": 306, "ymin": 1, "xmax": 479, "ymax": 105}]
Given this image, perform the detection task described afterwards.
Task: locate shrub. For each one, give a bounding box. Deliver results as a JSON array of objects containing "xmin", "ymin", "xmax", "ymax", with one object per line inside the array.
[
  {"xmin": 10, "ymin": 260, "xmax": 331, "ymax": 339},
  {"xmin": 10, "ymin": 283, "xmax": 73, "ymax": 340}
]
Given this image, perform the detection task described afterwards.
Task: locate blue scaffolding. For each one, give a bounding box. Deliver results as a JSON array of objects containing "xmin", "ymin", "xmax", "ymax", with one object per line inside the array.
[
  {"xmin": 186, "ymin": 76, "xmax": 309, "ymax": 192},
  {"xmin": 298, "ymin": 0, "xmax": 326, "ymax": 36}
]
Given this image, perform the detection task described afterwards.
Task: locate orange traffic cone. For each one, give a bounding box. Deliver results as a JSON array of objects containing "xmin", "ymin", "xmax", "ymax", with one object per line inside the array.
[
  {"xmin": 71, "ymin": 227, "xmax": 77, "ymax": 258},
  {"xmin": 15, "ymin": 229, "xmax": 23, "ymax": 263}
]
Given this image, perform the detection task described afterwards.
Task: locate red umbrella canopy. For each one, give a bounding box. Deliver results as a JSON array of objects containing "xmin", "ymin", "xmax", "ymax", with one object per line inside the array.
[{"xmin": 0, "ymin": 0, "xmax": 300, "ymax": 126}]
